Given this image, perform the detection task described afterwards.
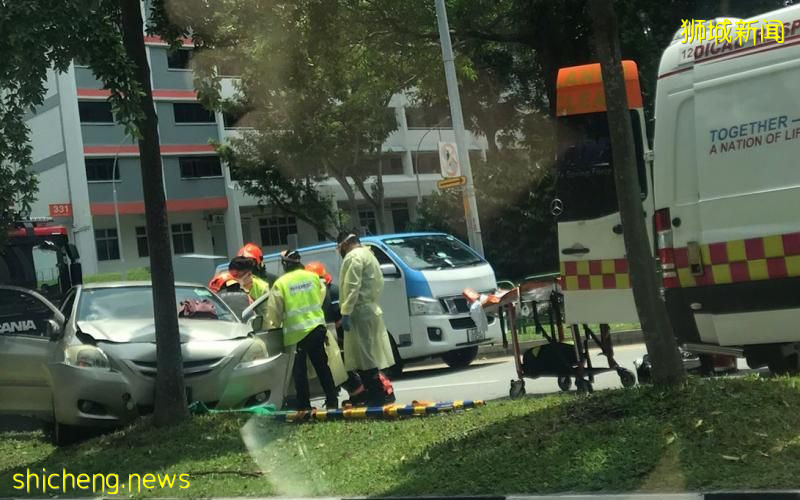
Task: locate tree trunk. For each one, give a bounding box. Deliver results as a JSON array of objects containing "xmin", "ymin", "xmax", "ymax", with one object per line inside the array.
[
  {"xmin": 119, "ymin": 0, "xmax": 189, "ymax": 424},
  {"xmin": 330, "ymin": 169, "xmax": 360, "ymax": 230},
  {"xmin": 587, "ymin": 0, "xmax": 685, "ymax": 386}
]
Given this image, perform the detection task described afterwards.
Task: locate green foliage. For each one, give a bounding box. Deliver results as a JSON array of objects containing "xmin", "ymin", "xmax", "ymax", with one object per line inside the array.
[
  {"xmin": 4, "ymin": 377, "xmax": 800, "ymax": 495},
  {"xmin": 83, "ymin": 267, "xmax": 151, "ymax": 283},
  {"xmin": 411, "ymin": 148, "xmax": 558, "ymax": 280},
  {"xmin": 165, "ymin": 0, "xmax": 429, "ymax": 233},
  {"xmin": 0, "ymin": 0, "xmax": 156, "ymax": 237}
]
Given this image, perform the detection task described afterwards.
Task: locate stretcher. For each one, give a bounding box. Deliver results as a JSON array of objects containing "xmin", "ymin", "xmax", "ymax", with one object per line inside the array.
[{"xmin": 464, "ymin": 279, "xmax": 636, "ymax": 398}]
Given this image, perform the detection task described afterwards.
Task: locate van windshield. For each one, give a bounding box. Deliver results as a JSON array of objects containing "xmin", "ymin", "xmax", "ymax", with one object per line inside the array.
[
  {"xmin": 383, "ymin": 235, "xmax": 484, "ymax": 270},
  {"xmin": 555, "ymin": 110, "xmax": 648, "ymax": 222}
]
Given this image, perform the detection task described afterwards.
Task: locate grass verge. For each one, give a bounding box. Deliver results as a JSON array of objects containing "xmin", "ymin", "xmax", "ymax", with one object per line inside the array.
[
  {"xmin": 83, "ymin": 268, "xmax": 151, "ymax": 283},
  {"xmin": 2, "ymin": 376, "xmax": 800, "ymax": 497}
]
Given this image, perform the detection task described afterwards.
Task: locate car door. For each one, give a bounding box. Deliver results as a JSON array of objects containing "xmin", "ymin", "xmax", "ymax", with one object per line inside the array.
[{"xmin": 0, "ymin": 286, "xmax": 64, "ymax": 417}]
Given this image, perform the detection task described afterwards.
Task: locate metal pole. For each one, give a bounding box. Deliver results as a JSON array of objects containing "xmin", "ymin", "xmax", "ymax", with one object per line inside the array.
[
  {"xmin": 112, "ymin": 140, "xmax": 126, "ymax": 266},
  {"xmin": 414, "ymin": 116, "xmax": 453, "ymax": 206},
  {"xmin": 434, "ymin": 0, "xmax": 484, "ymax": 256}
]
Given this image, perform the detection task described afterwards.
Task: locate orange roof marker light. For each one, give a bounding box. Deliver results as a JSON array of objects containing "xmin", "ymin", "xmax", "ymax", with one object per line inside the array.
[{"xmin": 555, "ymin": 60, "xmax": 643, "ymax": 116}]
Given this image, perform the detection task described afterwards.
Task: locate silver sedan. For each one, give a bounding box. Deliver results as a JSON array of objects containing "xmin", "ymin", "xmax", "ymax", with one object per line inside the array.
[{"xmin": 0, "ymin": 282, "xmax": 292, "ymax": 444}]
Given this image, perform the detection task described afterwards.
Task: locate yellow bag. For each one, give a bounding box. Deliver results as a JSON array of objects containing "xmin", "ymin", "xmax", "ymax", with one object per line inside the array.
[{"xmin": 307, "ymin": 325, "xmax": 347, "ymax": 386}]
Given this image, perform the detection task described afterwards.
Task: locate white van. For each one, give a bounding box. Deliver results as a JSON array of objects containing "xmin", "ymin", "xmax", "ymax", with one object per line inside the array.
[
  {"xmin": 260, "ymin": 232, "xmax": 503, "ymax": 372},
  {"xmin": 554, "ymin": 5, "xmax": 800, "ymax": 372}
]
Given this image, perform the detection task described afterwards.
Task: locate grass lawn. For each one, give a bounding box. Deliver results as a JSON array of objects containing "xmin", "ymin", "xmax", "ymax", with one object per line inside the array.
[
  {"xmin": 83, "ymin": 268, "xmax": 151, "ymax": 284},
  {"xmin": 3, "ymin": 376, "xmax": 800, "ymax": 497},
  {"xmin": 515, "ymin": 322, "xmax": 640, "ymax": 342}
]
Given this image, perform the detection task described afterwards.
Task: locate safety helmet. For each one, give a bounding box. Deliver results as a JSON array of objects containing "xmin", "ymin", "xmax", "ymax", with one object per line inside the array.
[
  {"xmin": 237, "ymin": 243, "xmax": 263, "ymax": 265},
  {"xmin": 280, "ymin": 249, "xmax": 302, "ymax": 264},
  {"xmin": 305, "ymin": 261, "xmax": 332, "ymax": 285},
  {"xmin": 208, "ymin": 271, "xmax": 238, "ymax": 293}
]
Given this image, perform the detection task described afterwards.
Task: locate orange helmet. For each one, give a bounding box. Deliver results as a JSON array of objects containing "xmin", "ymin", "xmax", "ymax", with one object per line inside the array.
[
  {"xmin": 237, "ymin": 243, "xmax": 263, "ymax": 265},
  {"xmin": 208, "ymin": 271, "xmax": 238, "ymax": 293},
  {"xmin": 305, "ymin": 261, "xmax": 332, "ymax": 285}
]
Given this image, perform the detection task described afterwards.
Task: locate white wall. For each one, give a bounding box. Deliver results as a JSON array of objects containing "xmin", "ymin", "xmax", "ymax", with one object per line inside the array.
[
  {"xmin": 29, "ymin": 165, "xmax": 70, "ymax": 218},
  {"xmin": 93, "ymin": 212, "xmax": 218, "ymax": 275}
]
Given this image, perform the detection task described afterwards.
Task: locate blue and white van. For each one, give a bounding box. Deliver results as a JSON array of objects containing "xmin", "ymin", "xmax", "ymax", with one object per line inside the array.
[{"xmin": 224, "ymin": 232, "xmax": 502, "ymax": 371}]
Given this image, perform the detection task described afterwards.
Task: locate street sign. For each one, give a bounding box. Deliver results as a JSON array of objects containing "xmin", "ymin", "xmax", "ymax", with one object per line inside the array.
[
  {"xmin": 437, "ymin": 176, "xmax": 466, "ymax": 190},
  {"xmin": 49, "ymin": 203, "xmax": 72, "ymax": 218},
  {"xmin": 438, "ymin": 141, "xmax": 461, "ymax": 178}
]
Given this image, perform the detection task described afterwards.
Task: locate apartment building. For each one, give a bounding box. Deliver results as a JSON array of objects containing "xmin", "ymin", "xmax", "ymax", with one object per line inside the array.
[{"xmin": 23, "ymin": 36, "xmax": 487, "ymax": 276}]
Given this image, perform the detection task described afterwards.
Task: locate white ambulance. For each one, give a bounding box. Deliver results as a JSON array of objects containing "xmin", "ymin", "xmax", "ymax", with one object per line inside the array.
[{"xmin": 554, "ymin": 4, "xmax": 800, "ymax": 373}]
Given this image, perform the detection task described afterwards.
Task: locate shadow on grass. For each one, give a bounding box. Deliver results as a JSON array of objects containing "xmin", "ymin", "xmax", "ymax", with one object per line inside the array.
[
  {"xmin": 381, "ymin": 377, "xmax": 800, "ymax": 496},
  {"xmin": 0, "ymin": 414, "xmax": 258, "ymax": 497}
]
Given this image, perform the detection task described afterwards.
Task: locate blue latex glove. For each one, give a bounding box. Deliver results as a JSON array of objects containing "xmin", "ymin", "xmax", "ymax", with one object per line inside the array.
[{"xmin": 341, "ymin": 315, "xmax": 351, "ymax": 331}]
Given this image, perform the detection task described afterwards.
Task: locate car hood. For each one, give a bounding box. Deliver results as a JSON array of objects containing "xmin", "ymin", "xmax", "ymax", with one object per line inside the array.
[
  {"xmin": 77, "ymin": 319, "xmax": 250, "ymax": 344},
  {"xmin": 420, "ymin": 263, "xmax": 497, "ymax": 297}
]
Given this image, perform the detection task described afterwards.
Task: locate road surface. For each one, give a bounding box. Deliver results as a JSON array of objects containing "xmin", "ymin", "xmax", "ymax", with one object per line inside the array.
[{"xmin": 389, "ymin": 343, "xmax": 648, "ymax": 404}]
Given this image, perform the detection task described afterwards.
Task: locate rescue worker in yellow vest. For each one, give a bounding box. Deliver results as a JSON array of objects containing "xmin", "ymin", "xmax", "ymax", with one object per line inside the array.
[
  {"xmin": 336, "ymin": 232, "xmax": 396, "ymax": 406},
  {"xmin": 266, "ymin": 249, "xmax": 338, "ymax": 410}
]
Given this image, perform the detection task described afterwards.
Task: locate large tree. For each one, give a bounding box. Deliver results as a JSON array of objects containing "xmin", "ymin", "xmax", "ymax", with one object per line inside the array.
[
  {"xmin": 588, "ymin": 0, "xmax": 685, "ymax": 386},
  {"xmin": 0, "ymin": 0, "xmax": 188, "ymax": 425},
  {"xmin": 165, "ymin": 0, "xmax": 430, "ymax": 235}
]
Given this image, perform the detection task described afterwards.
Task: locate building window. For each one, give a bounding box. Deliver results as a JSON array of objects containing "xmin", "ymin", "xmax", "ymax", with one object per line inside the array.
[
  {"xmin": 413, "ymin": 153, "xmax": 440, "ymax": 174},
  {"xmin": 167, "ymin": 49, "xmax": 192, "ymax": 70},
  {"xmin": 259, "ymin": 216, "xmax": 297, "ymax": 247},
  {"xmin": 94, "ymin": 228, "xmax": 120, "ymax": 261},
  {"xmin": 173, "ymin": 103, "xmax": 215, "ymax": 124},
  {"xmin": 135, "ymin": 226, "xmax": 149, "ymax": 257},
  {"xmin": 359, "ymin": 209, "xmax": 377, "ymax": 235},
  {"xmin": 85, "ymin": 158, "xmax": 120, "ymax": 182},
  {"xmin": 387, "ymin": 156, "xmax": 404, "ymax": 175},
  {"xmin": 405, "ymin": 106, "xmax": 452, "ymax": 129},
  {"xmin": 391, "ymin": 201, "xmax": 410, "ymax": 233},
  {"xmin": 171, "ymin": 223, "xmax": 194, "ymax": 254},
  {"xmin": 78, "ymin": 101, "xmax": 114, "ymax": 123},
  {"xmin": 179, "ymin": 156, "xmax": 223, "ymax": 178}
]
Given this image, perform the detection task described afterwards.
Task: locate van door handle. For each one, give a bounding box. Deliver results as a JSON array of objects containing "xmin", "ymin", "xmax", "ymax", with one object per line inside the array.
[{"xmin": 562, "ymin": 247, "xmax": 590, "ymax": 255}]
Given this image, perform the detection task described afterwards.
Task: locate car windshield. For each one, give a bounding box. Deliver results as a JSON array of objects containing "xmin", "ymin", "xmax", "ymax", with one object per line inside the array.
[
  {"xmin": 383, "ymin": 235, "xmax": 484, "ymax": 270},
  {"xmin": 77, "ymin": 286, "xmax": 236, "ymax": 322}
]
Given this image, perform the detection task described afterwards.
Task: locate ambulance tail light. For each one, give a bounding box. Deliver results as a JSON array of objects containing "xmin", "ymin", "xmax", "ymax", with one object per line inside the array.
[{"xmin": 654, "ymin": 208, "xmax": 679, "ymax": 288}]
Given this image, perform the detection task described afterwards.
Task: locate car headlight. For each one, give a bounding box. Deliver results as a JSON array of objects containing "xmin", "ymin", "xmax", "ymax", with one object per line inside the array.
[
  {"xmin": 65, "ymin": 345, "xmax": 110, "ymax": 370},
  {"xmin": 236, "ymin": 338, "xmax": 268, "ymax": 369},
  {"xmin": 409, "ymin": 297, "xmax": 443, "ymax": 316}
]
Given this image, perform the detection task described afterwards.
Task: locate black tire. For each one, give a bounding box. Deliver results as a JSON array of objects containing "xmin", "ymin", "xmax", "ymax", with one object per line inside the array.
[
  {"xmin": 441, "ymin": 346, "xmax": 479, "ymax": 369},
  {"xmin": 618, "ymin": 368, "xmax": 636, "ymax": 388},
  {"xmin": 509, "ymin": 379, "xmax": 526, "ymax": 399},
  {"xmin": 51, "ymin": 421, "xmax": 78, "ymax": 447},
  {"xmin": 557, "ymin": 376, "xmax": 572, "ymax": 392},
  {"xmin": 576, "ymin": 378, "xmax": 593, "ymax": 395},
  {"xmin": 384, "ymin": 333, "xmax": 404, "ymax": 379},
  {"xmin": 769, "ymin": 353, "xmax": 800, "ymax": 376}
]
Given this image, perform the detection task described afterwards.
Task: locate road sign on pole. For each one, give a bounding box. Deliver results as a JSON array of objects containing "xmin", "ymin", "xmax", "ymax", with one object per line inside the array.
[
  {"xmin": 435, "ymin": 0, "xmax": 484, "ymax": 256},
  {"xmin": 438, "ymin": 142, "xmax": 461, "ymax": 178},
  {"xmin": 437, "ymin": 176, "xmax": 466, "ymax": 190}
]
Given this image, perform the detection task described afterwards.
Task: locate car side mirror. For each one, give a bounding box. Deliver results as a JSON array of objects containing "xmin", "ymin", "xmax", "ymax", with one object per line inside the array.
[
  {"xmin": 380, "ymin": 263, "xmax": 401, "ymax": 278},
  {"xmin": 46, "ymin": 318, "xmax": 64, "ymax": 341}
]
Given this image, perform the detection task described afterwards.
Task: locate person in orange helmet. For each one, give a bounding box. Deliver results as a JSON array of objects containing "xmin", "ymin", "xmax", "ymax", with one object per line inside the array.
[
  {"xmin": 208, "ymin": 271, "xmax": 251, "ymax": 319},
  {"xmin": 237, "ymin": 242, "xmax": 278, "ymax": 284},
  {"xmin": 208, "ymin": 271, "xmax": 239, "ymax": 294}
]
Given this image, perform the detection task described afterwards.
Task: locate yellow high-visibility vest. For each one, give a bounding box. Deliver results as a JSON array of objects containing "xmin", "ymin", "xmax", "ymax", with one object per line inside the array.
[{"xmin": 274, "ymin": 269, "xmax": 325, "ymax": 346}]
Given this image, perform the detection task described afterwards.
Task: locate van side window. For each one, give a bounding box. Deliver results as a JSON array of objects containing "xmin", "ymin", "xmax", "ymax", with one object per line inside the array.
[{"xmin": 369, "ymin": 246, "xmax": 394, "ymax": 266}]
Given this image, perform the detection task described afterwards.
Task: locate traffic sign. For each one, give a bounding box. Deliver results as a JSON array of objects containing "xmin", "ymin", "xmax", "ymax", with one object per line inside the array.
[
  {"xmin": 437, "ymin": 176, "xmax": 466, "ymax": 190},
  {"xmin": 438, "ymin": 142, "xmax": 461, "ymax": 178}
]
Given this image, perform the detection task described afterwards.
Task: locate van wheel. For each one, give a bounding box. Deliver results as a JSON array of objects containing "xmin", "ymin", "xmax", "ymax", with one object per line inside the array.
[
  {"xmin": 384, "ymin": 333, "xmax": 404, "ymax": 379},
  {"xmin": 442, "ymin": 346, "xmax": 479, "ymax": 369},
  {"xmin": 769, "ymin": 353, "xmax": 800, "ymax": 376}
]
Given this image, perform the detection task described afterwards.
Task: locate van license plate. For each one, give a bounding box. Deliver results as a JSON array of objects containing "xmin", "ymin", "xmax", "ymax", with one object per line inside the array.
[{"xmin": 467, "ymin": 328, "xmax": 484, "ymax": 342}]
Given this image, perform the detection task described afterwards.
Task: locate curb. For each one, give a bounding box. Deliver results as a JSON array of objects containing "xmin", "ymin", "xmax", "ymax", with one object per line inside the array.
[{"xmin": 478, "ymin": 330, "xmax": 644, "ymax": 359}]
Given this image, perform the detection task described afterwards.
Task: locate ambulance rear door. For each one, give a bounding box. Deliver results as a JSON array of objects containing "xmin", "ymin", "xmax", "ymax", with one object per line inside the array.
[{"xmin": 553, "ymin": 61, "xmax": 654, "ymax": 324}]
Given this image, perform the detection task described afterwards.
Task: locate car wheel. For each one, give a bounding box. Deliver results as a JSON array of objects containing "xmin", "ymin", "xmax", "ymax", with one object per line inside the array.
[
  {"xmin": 384, "ymin": 333, "xmax": 404, "ymax": 379},
  {"xmin": 51, "ymin": 420, "xmax": 78, "ymax": 447},
  {"xmin": 441, "ymin": 346, "xmax": 479, "ymax": 369}
]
